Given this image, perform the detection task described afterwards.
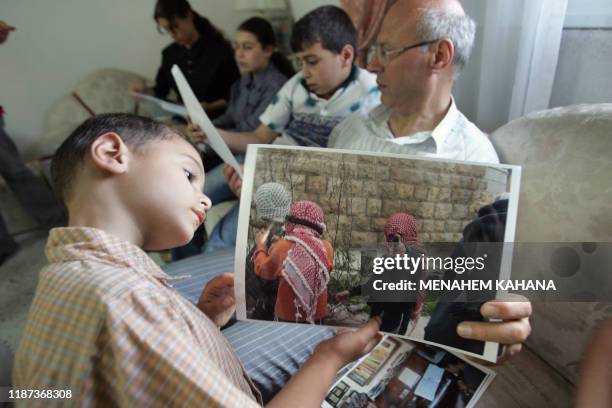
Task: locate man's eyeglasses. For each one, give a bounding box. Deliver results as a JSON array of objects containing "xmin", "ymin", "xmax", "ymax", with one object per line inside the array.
[{"xmin": 366, "ymin": 39, "xmax": 439, "ymax": 66}]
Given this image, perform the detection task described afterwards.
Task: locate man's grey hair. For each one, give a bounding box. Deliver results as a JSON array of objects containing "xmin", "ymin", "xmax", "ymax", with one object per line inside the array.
[{"xmin": 415, "ymin": 8, "xmax": 476, "ymax": 76}]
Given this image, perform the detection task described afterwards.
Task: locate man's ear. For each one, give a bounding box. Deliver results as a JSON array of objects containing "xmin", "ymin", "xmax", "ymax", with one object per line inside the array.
[
  {"xmin": 340, "ymin": 44, "xmax": 355, "ymax": 68},
  {"xmin": 430, "ymin": 38, "xmax": 454, "ymax": 73},
  {"xmin": 89, "ymin": 132, "xmax": 130, "ymax": 175}
]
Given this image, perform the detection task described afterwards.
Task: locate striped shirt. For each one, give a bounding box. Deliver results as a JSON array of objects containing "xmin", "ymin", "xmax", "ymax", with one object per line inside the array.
[
  {"xmin": 13, "ymin": 227, "xmax": 262, "ymax": 407},
  {"xmin": 328, "ymin": 99, "xmax": 500, "ymax": 164}
]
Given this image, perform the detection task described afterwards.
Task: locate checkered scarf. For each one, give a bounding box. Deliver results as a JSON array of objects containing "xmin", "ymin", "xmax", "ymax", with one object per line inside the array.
[
  {"xmin": 282, "ymin": 201, "xmax": 331, "ymax": 322},
  {"xmin": 384, "ymin": 212, "xmax": 427, "ymax": 322},
  {"xmin": 384, "ymin": 212, "xmax": 426, "ymax": 255}
]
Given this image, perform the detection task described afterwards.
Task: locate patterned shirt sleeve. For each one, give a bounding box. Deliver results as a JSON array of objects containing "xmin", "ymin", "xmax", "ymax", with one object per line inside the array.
[
  {"xmin": 258, "ymin": 77, "xmax": 296, "ymax": 133},
  {"xmin": 103, "ymin": 288, "xmax": 262, "ymax": 407},
  {"xmin": 359, "ymin": 86, "xmax": 382, "ymax": 115}
]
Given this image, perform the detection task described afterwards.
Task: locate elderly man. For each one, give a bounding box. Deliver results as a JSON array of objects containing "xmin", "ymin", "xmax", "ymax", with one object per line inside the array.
[
  {"xmin": 329, "ymin": 0, "xmax": 530, "ymax": 361},
  {"xmin": 329, "ymin": 0, "xmax": 498, "ymax": 164}
]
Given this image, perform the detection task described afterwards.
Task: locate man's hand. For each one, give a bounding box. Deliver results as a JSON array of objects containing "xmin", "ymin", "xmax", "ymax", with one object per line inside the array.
[
  {"xmin": 196, "ymin": 272, "xmax": 235, "ymax": 327},
  {"xmin": 0, "ymin": 21, "xmax": 16, "ymax": 44},
  {"xmin": 314, "ymin": 317, "xmax": 383, "ymax": 370},
  {"xmin": 223, "ymin": 164, "xmax": 244, "ymax": 198},
  {"xmin": 457, "ymin": 294, "xmax": 532, "ymax": 363}
]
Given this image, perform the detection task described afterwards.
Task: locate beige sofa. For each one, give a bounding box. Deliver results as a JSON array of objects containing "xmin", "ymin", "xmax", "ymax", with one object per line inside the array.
[
  {"xmin": 478, "ymin": 104, "xmax": 612, "ymax": 407},
  {"xmin": 36, "ymin": 68, "xmax": 153, "ymax": 157}
]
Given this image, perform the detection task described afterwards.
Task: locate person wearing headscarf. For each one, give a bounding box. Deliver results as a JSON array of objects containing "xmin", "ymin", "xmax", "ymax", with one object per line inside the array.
[
  {"xmin": 253, "ymin": 201, "xmax": 333, "ymax": 323},
  {"xmin": 336, "ymin": 212, "xmax": 426, "ymax": 334},
  {"xmin": 245, "ymin": 183, "xmax": 291, "ymax": 320},
  {"xmin": 382, "ymin": 212, "xmax": 427, "ymax": 325},
  {"xmin": 424, "ymin": 198, "xmax": 508, "ymax": 353}
]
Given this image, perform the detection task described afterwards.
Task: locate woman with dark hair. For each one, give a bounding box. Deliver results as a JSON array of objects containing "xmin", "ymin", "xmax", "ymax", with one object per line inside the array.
[
  {"xmin": 129, "ymin": 0, "xmax": 239, "ymax": 118},
  {"xmin": 187, "ymin": 16, "xmax": 293, "ymax": 205}
]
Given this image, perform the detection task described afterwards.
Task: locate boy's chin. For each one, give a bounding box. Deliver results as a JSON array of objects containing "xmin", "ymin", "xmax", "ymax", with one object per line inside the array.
[{"xmin": 142, "ymin": 230, "xmax": 195, "ymax": 252}]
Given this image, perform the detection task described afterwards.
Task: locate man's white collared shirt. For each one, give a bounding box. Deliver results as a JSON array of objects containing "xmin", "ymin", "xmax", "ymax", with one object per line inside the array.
[{"xmin": 328, "ymin": 98, "xmax": 499, "ymax": 164}]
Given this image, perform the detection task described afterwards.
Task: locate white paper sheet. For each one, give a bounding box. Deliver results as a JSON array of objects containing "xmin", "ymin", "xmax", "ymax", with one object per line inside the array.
[
  {"xmin": 129, "ymin": 92, "xmax": 188, "ymax": 116},
  {"xmin": 170, "ymin": 64, "xmax": 243, "ymax": 177}
]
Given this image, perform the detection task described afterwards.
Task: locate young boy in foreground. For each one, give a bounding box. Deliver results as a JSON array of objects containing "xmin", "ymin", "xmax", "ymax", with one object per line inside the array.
[{"xmin": 12, "ymin": 113, "xmax": 381, "ymax": 407}]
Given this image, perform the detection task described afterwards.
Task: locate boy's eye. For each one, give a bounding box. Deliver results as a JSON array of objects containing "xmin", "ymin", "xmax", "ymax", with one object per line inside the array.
[{"xmin": 184, "ymin": 169, "xmax": 194, "ymax": 181}]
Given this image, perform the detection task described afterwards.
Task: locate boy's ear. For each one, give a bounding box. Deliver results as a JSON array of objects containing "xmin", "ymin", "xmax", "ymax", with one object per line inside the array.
[
  {"xmin": 430, "ymin": 38, "xmax": 454, "ymax": 73},
  {"xmin": 89, "ymin": 132, "xmax": 130, "ymax": 175},
  {"xmin": 340, "ymin": 44, "xmax": 355, "ymax": 68}
]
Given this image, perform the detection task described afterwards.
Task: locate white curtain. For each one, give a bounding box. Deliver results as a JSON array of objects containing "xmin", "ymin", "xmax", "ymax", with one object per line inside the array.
[{"xmin": 459, "ymin": 0, "xmax": 568, "ymax": 131}]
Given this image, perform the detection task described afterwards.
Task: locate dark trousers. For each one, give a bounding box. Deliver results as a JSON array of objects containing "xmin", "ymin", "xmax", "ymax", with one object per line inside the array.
[
  {"xmin": 0, "ymin": 117, "xmax": 64, "ymax": 253},
  {"xmin": 370, "ymin": 302, "xmax": 415, "ymax": 334}
]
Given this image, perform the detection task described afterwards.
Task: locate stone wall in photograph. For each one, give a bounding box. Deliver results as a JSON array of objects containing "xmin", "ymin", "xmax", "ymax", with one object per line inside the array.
[{"xmin": 252, "ymin": 148, "xmax": 506, "ymax": 248}]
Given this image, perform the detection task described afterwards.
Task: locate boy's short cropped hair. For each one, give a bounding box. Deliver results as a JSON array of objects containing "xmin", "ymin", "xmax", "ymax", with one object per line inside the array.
[
  {"xmin": 51, "ymin": 113, "xmax": 185, "ymax": 204},
  {"xmin": 290, "ymin": 5, "xmax": 357, "ymax": 57}
]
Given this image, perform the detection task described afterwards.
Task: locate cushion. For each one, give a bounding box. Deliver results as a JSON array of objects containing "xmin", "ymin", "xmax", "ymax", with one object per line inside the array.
[
  {"xmin": 38, "ymin": 68, "xmax": 152, "ymax": 156},
  {"xmin": 490, "ymin": 103, "xmax": 612, "ymax": 384}
]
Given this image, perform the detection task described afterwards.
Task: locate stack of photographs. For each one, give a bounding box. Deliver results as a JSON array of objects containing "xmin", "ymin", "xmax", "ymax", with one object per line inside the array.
[{"xmin": 323, "ymin": 335, "xmax": 495, "ymax": 408}]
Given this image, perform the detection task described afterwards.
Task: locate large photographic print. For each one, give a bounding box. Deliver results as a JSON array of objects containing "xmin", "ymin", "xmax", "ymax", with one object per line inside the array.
[{"xmin": 235, "ymin": 145, "xmax": 520, "ymax": 362}]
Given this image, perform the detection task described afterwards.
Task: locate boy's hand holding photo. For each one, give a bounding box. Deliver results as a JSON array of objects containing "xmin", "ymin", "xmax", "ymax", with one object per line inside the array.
[
  {"xmin": 197, "ymin": 272, "xmax": 236, "ymax": 327},
  {"xmin": 268, "ymin": 317, "xmax": 382, "ymax": 408}
]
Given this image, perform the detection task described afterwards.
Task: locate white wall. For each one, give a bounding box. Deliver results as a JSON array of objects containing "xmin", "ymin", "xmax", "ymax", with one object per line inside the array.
[
  {"xmin": 0, "ymin": 0, "xmax": 252, "ymax": 158},
  {"xmin": 550, "ymin": 0, "xmax": 612, "ymax": 107},
  {"xmin": 550, "ymin": 30, "xmax": 612, "ymax": 107},
  {"xmin": 565, "ymin": 0, "xmax": 612, "ymax": 27},
  {"xmin": 288, "ymin": 0, "xmax": 338, "ymax": 21},
  {"xmin": 450, "ymin": 0, "xmax": 486, "ymax": 125}
]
